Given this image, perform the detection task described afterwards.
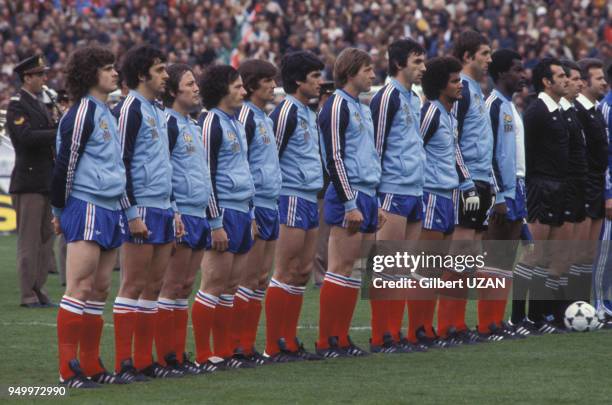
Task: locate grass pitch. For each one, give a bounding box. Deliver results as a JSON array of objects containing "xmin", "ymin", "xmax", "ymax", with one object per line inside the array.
[{"xmin": 0, "ymin": 234, "xmax": 610, "ymax": 404}]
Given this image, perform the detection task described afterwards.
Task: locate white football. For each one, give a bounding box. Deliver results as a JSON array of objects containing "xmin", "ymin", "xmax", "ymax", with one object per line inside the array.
[{"xmin": 564, "ymin": 301, "xmax": 599, "ymax": 332}]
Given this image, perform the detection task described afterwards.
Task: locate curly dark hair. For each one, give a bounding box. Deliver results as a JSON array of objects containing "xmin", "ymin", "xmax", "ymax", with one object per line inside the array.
[
  {"xmin": 422, "ymin": 56, "xmax": 463, "ymax": 101},
  {"xmin": 199, "ymin": 65, "xmax": 240, "ymax": 110},
  {"xmin": 120, "ymin": 44, "xmax": 166, "ymax": 89},
  {"xmin": 64, "ymin": 46, "xmax": 115, "ymax": 101}
]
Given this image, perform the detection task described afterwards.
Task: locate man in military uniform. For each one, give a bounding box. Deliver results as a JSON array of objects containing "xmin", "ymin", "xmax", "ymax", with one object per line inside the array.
[{"xmin": 6, "ymin": 55, "xmax": 57, "ymax": 308}]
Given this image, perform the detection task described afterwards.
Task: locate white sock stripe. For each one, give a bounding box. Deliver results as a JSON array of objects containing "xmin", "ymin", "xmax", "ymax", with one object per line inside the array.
[
  {"xmin": 194, "ymin": 296, "xmax": 217, "ymax": 309},
  {"xmin": 237, "ymin": 286, "xmax": 254, "ymax": 297},
  {"xmin": 136, "ymin": 299, "xmax": 158, "ymax": 312},
  {"xmin": 175, "ymin": 299, "xmax": 189, "ymax": 308},
  {"xmin": 60, "ymin": 296, "xmax": 85, "ymax": 314},
  {"xmin": 253, "ymin": 289, "xmax": 266, "ymax": 297},
  {"xmin": 235, "ymin": 290, "xmax": 251, "ymax": 302}
]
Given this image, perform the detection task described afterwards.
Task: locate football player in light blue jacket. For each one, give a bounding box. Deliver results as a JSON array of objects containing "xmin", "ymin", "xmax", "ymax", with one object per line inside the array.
[
  {"xmin": 318, "ymin": 48, "xmax": 385, "ymax": 358},
  {"xmin": 409, "ymin": 56, "xmax": 466, "ymax": 349},
  {"xmin": 193, "ymin": 65, "xmax": 255, "ymax": 370},
  {"xmin": 157, "ymin": 64, "xmax": 212, "ymax": 374},
  {"xmin": 236, "ymin": 59, "xmax": 282, "ymax": 363},
  {"xmin": 369, "ymin": 39, "xmax": 427, "ymax": 353},
  {"xmin": 267, "ymin": 52, "xmax": 325, "ymax": 360},
  {"xmin": 111, "ymin": 45, "xmax": 183, "ymax": 380},
  {"xmin": 51, "ymin": 46, "xmax": 128, "ymax": 387}
]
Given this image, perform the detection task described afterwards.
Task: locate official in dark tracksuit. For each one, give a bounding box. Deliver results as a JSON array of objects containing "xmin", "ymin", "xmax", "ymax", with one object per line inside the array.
[{"xmin": 5, "ymin": 55, "xmax": 56, "ymax": 307}]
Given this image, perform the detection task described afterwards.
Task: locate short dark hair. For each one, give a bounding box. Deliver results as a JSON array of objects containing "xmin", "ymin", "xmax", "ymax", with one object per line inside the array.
[
  {"xmin": 199, "ymin": 64, "xmax": 240, "ymax": 110},
  {"xmin": 577, "ymin": 58, "xmax": 604, "ymax": 81},
  {"xmin": 334, "ymin": 47, "xmax": 372, "ymax": 88},
  {"xmin": 532, "ymin": 57, "xmax": 562, "ymax": 93},
  {"xmin": 452, "ymin": 30, "xmax": 489, "ymax": 63},
  {"xmin": 238, "ymin": 59, "xmax": 278, "ymax": 99},
  {"xmin": 388, "ymin": 39, "xmax": 425, "ymax": 76},
  {"xmin": 560, "ymin": 59, "xmax": 581, "ymax": 76},
  {"xmin": 65, "ymin": 45, "xmax": 115, "ymax": 101},
  {"xmin": 489, "ymin": 49, "xmax": 521, "ymax": 83},
  {"xmin": 120, "ymin": 44, "xmax": 167, "ymax": 89},
  {"xmin": 421, "ymin": 56, "xmax": 462, "ymax": 100},
  {"xmin": 280, "ymin": 51, "xmax": 324, "ymax": 94},
  {"xmin": 161, "ymin": 63, "xmax": 194, "ymax": 107},
  {"xmin": 607, "ymin": 63, "xmax": 612, "ymax": 87}
]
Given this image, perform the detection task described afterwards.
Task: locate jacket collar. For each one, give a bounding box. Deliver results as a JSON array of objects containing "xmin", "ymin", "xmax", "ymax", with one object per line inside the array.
[
  {"xmin": 538, "ymin": 92, "xmax": 561, "ymax": 112},
  {"xmin": 559, "ymin": 97, "xmax": 573, "ymax": 111},
  {"xmin": 575, "ymin": 93, "xmax": 595, "ymax": 110}
]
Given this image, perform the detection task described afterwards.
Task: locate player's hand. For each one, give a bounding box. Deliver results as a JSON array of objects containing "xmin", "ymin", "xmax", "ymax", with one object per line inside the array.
[
  {"xmin": 345, "ymin": 208, "xmax": 363, "ymax": 234},
  {"xmin": 129, "ymin": 217, "xmax": 149, "ymax": 239},
  {"xmin": 174, "ymin": 213, "xmax": 185, "ymax": 239},
  {"xmin": 461, "ymin": 188, "xmax": 480, "ymax": 213},
  {"xmin": 211, "ymin": 227, "xmax": 229, "ymax": 252},
  {"xmin": 606, "ymin": 198, "xmax": 612, "ymax": 220},
  {"xmin": 377, "ymin": 208, "xmax": 387, "ymax": 230},
  {"xmin": 51, "ymin": 216, "xmax": 62, "ymax": 235},
  {"xmin": 490, "ymin": 202, "xmax": 507, "ymax": 225},
  {"xmin": 251, "ymin": 219, "xmax": 259, "ymax": 240}
]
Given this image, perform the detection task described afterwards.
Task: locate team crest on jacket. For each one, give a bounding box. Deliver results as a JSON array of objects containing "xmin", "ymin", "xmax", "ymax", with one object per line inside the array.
[
  {"xmin": 503, "ymin": 113, "xmax": 513, "ymax": 132},
  {"xmin": 227, "ymin": 131, "xmax": 236, "ymax": 141},
  {"xmin": 258, "ymin": 123, "xmax": 271, "ymax": 144},
  {"xmin": 402, "ymin": 104, "xmax": 412, "ymax": 124},
  {"xmin": 147, "ymin": 117, "xmax": 159, "ymax": 139},
  {"xmin": 99, "ymin": 120, "xmax": 108, "ymax": 130},
  {"xmin": 183, "ymin": 133, "xmax": 193, "ymax": 143}
]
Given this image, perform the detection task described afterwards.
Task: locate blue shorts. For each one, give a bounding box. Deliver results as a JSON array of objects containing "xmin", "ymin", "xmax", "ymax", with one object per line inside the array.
[
  {"xmin": 222, "ymin": 208, "xmax": 253, "ymax": 254},
  {"xmin": 506, "ymin": 177, "xmax": 527, "ymax": 222},
  {"xmin": 324, "ymin": 185, "xmax": 378, "ymax": 234},
  {"xmin": 61, "ymin": 197, "xmax": 126, "ymax": 250},
  {"xmin": 178, "ymin": 214, "xmax": 211, "ymax": 250},
  {"xmin": 422, "ymin": 192, "xmax": 455, "ymax": 235},
  {"xmin": 279, "ymin": 195, "xmax": 319, "ymax": 230},
  {"xmin": 378, "ymin": 193, "xmax": 423, "ymax": 222},
  {"xmin": 129, "ymin": 206, "xmax": 175, "ymax": 245},
  {"xmin": 254, "ymin": 206, "xmax": 280, "ymax": 241}
]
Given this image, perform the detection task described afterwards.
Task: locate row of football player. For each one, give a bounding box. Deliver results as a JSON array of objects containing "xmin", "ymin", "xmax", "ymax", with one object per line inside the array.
[{"xmin": 50, "ymin": 30, "xmax": 612, "ymax": 388}]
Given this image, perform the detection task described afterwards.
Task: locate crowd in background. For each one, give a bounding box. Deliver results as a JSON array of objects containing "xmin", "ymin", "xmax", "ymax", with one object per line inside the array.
[{"xmin": 1, "ymin": 0, "xmax": 611, "ymax": 108}]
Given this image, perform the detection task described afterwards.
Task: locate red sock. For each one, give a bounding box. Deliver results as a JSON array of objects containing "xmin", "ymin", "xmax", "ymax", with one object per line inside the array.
[
  {"xmin": 174, "ymin": 299, "xmax": 189, "ymax": 362},
  {"xmin": 478, "ymin": 274, "xmax": 511, "ymax": 331},
  {"xmin": 329, "ymin": 274, "xmax": 360, "ymax": 348},
  {"xmin": 58, "ymin": 296, "xmax": 84, "ymax": 380},
  {"xmin": 317, "ymin": 274, "xmax": 349, "ymax": 349},
  {"xmin": 370, "ymin": 298, "xmax": 389, "ymax": 346},
  {"xmin": 231, "ymin": 287, "xmax": 252, "ymax": 351},
  {"xmin": 80, "ymin": 301, "xmax": 105, "ymax": 376},
  {"xmin": 284, "ymin": 284, "xmax": 306, "ymax": 351},
  {"xmin": 437, "ymin": 272, "xmax": 466, "ymax": 336},
  {"xmin": 113, "ymin": 297, "xmax": 138, "ymax": 372},
  {"xmin": 133, "ymin": 299, "xmax": 157, "ymax": 370},
  {"xmin": 406, "ymin": 283, "xmax": 436, "ymax": 341},
  {"xmin": 454, "ymin": 298, "xmax": 468, "ymax": 331},
  {"xmin": 388, "ymin": 298, "xmax": 406, "ymax": 342},
  {"xmin": 370, "ymin": 281, "xmax": 392, "ymax": 345},
  {"xmin": 243, "ymin": 289, "xmax": 265, "ymax": 354},
  {"xmin": 265, "ymin": 281, "xmax": 289, "ymax": 355},
  {"xmin": 192, "ymin": 291, "xmax": 218, "ymax": 363},
  {"xmin": 212, "ymin": 294, "xmax": 234, "ymax": 358},
  {"xmin": 155, "ymin": 298, "xmax": 175, "ymax": 366}
]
